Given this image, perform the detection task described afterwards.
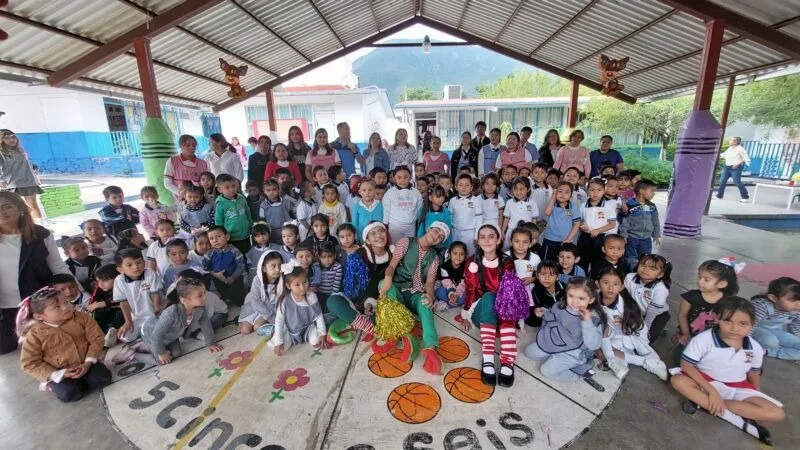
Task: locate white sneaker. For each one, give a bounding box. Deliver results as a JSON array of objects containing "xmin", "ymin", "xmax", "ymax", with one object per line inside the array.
[
  {"xmin": 104, "ymin": 328, "xmax": 118, "ymax": 348},
  {"xmin": 643, "ymin": 357, "xmax": 668, "ymax": 381},
  {"xmin": 607, "ymin": 357, "xmax": 629, "ymax": 380},
  {"xmin": 739, "ymin": 199, "xmax": 749, "ymax": 203}
]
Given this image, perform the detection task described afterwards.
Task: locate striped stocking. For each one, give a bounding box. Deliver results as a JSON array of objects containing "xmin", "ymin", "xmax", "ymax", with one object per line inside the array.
[{"xmin": 499, "ymin": 323, "xmax": 517, "ymax": 365}]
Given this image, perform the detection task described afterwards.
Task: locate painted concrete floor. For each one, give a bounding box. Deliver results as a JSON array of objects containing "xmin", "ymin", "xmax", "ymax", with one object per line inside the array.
[{"xmin": 2, "ymin": 204, "xmax": 799, "ymax": 449}]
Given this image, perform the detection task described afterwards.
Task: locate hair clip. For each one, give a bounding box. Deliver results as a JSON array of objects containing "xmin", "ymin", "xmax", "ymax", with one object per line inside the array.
[{"xmin": 718, "ymin": 256, "xmax": 746, "ymax": 274}]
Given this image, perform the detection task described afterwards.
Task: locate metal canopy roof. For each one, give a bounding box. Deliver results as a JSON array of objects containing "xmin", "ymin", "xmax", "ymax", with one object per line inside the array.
[{"xmin": 0, "ymin": 0, "xmax": 797, "ymax": 110}]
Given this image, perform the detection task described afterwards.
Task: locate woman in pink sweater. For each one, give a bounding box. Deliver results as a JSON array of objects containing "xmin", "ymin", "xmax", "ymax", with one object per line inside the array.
[{"xmin": 554, "ymin": 130, "xmax": 591, "ymax": 177}]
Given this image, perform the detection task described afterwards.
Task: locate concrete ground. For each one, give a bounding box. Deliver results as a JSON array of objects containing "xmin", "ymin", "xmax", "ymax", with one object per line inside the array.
[{"xmin": 1, "ymin": 180, "xmax": 798, "ymax": 449}]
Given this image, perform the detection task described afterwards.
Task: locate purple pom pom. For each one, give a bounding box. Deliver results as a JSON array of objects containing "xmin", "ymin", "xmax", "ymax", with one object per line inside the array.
[{"xmin": 495, "ymin": 271, "xmax": 530, "ymax": 321}]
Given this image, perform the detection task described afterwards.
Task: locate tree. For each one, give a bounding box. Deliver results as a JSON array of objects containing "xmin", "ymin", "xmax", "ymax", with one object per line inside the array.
[
  {"xmin": 476, "ymin": 70, "xmax": 572, "ymax": 98},
  {"xmin": 729, "ymin": 74, "xmax": 800, "ymax": 128},
  {"xmin": 403, "ymin": 86, "xmax": 438, "ymax": 101}
]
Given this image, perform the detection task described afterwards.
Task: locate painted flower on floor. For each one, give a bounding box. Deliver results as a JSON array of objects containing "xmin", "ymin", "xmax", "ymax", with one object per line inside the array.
[
  {"xmin": 270, "ymin": 368, "xmax": 310, "ymax": 403},
  {"xmin": 219, "ymin": 350, "xmax": 253, "ymax": 370}
]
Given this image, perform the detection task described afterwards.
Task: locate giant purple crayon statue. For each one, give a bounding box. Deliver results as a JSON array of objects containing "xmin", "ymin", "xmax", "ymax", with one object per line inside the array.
[{"xmin": 663, "ymin": 110, "xmax": 723, "ymax": 237}]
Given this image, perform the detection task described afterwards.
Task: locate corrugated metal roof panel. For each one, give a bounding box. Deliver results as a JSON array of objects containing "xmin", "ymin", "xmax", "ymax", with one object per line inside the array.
[
  {"xmin": 127, "ymin": 0, "xmax": 186, "ymax": 15},
  {"xmin": 151, "ymin": 65, "xmax": 229, "ymax": 104},
  {"xmin": 236, "ymin": 0, "xmax": 340, "ymax": 61},
  {"xmin": 623, "ymin": 56, "xmax": 701, "ymax": 96},
  {"xmin": 495, "ymin": 0, "xmax": 592, "ymax": 55},
  {"xmin": 718, "ymin": 40, "xmax": 789, "ymax": 74},
  {"xmin": 781, "ymin": 21, "xmax": 800, "ymax": 40},
  {"xmin": 182, "ymin": 2, "xmax": 305, "ymax": 75},
  {"xmin": 0, "ymin": 19, "xmax": 96, "ymax": 70},
  {"xmin": 6, "ymin": 0, "xmax": 146, "ymax": 42},
  {"xmin": 534, "ymin": 0, "xmax": 671, "ymax": 66},
  {"xmin": 709, "ymin": 0, "xmax": 800, "ymax": 26},
  {"xmin": 372, "ymin": 0, "xmax": 415, "ymax": 30},
  {"xmin": 315, "ymin": 0, "xmax": 376, "ymax": 45},
  {"xmin": 460, "ymin": 0, "xmax": 519, "ymax": 41},
  {"xmin": 422, "ymin": 0, "xmax": 464, "ymax": 28}
]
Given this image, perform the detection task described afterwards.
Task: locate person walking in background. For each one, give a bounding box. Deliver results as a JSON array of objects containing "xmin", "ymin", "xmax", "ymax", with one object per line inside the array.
[
  {"xmin": 716, "ymin": 137, "xmax": 751, "ymax": 203},
  {"xmin": 0, "ymin": 129, "xmax": 45, "ymax": 223}
]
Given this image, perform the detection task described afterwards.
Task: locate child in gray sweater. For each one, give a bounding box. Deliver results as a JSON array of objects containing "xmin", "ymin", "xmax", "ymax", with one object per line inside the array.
[
  {"xmin": 523, "ymin": 277, "xmax": 606, "ymax": 384},
  {"xmin": 140, "ymin": 278, "xmax": 224, "ymax": 365}
]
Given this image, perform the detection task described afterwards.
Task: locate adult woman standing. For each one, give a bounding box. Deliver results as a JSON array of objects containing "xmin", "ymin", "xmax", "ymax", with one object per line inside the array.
[
  {"xmin": 327, "ymin": 222, "xmax": 392, "ymax": 338},
  {"xmin": 0, "ymin": 192, "xmax": 70, "ymax": 353},
  {"xmin": 164, "ymin": 134, "xmax": 209, "ymax": 200},
  {"xmin": 288, "ymin": 126, "xmax": 311, "ymax": 181},
  {"xmin": 387, "ymin": 128, "xmax": 418, "ymax": 170},
  {"xmin": 0, "ymin": 130, "xmax": 44, "ymax": 222},
  {"xmin": 538, "ymin": 129, "xmax": 561, "ymax": 168},
  {"xmin": 554, "ymin": 129, "xmax": 591, "ymax": 176},
  {"xmin": 264, "ymin": 143, "xmax": 302, "ymax": 185},
  {"xmin": 230, "ymin": 136, "xmax": 248, "ymax": 168},
  {"xmin": 450, "ymin": 131, "xmax": 479, "ymax": 179},
  {"xmin": 716, "ymin": 137, "xmax": 751, "ymax": 202},
  {"xmin": 495, "ymin": 132, "xmax": 532, "ymax": 172},
  {"xmin": 206, "ymin": 133, "xmax": 244, "ymax": 181},
  {"xmin": 363, "ymin": 132, "xmax": 391, "ymax": 174},
  {"xmin": 304, "ymin": 128, "xmax": 341, "ymax": 181},
  {"xmin": 422, "ymin": 136, "xmax": 450, "ymax": 174}
]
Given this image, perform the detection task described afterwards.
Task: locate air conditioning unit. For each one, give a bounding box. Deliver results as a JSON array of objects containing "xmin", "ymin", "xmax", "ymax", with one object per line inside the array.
[{"xmin": 443, "ymin": 85, "xmax": 462, "ymax": 100}]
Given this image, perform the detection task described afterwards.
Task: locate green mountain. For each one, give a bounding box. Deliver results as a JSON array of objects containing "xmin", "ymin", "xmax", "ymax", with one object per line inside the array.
[{"xmin": 352, "ymin": 39, "xmax": 529, "ymax": 104}]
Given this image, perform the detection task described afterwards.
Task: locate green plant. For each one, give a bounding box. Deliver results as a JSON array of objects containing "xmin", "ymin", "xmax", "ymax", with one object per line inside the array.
[{"xmin": 619, "ymin": 150, "xmax": 672, "ymax": 188}]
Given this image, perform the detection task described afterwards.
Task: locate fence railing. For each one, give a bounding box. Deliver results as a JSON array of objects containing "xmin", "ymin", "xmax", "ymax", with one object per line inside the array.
[
  {"xmin": 743, "ymin": 140, "xmax": 800, "ymax": 180},
  {"xmin": 110, "ymin": 131, "xmax": 210, "ymax": 156}
]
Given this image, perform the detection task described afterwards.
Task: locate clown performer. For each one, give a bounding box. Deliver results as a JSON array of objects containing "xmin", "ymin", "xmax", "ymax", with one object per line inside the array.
[
  {"xmin": 378, "ymin": 222, "xmax": 450, "ymax": 374},
  {"xmin": 326, "ymin": 222, "xmax": 393, "ymax": 340}
]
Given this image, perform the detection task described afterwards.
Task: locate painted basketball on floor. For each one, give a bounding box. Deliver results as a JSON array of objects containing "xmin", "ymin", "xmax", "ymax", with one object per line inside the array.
[
  {"xmin": 443, "ymin": 367, "xmax": 494, "ymax": 403},
  {"xmin": 436, "ymin": 336, "xmax": 470, "ymax": 363},
  {"xmin": 386, "ymin": 382, "xmax": 441, "ymax": 424},
  {"xmin": 368, "ymin": 348, "xmax": 412, "ymax": 378}
]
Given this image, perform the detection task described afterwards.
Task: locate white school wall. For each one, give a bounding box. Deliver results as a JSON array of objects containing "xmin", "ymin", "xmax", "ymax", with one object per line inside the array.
[{"xmin": 0, "ymin": 80, "xmax": 110, "ymax": 133}]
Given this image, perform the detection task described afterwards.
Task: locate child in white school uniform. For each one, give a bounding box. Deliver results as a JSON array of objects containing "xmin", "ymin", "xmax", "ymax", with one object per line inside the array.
[
  {"xmin": 270, "ymin": 267, "xmax": 327, "ymax": 355},
  {"xmin": 504, "ymin": 227, "xmax": 540, "ymax": 292},
  {"xmin": 479, "ymin": 173, "xmax": 504, "ymax": 229},
  {"xmin": 596, "ymin": 267, "xmax": 668, "ymax": 381},
  {"xmin": 625, "ymin": 254, "xmax": 671, "ymax": 344},
  {"xmin": 449, "ymin": 174, "xmax": 483, "ymax": 255},
  {"xmin": 296, "ymin": 181, "xmax": 318, "ymax": 242},
  {"xmin": 145, "ymin": 219, "xmax": 177, "ymax": 274},
  {"xmin": 578, "ymin": 177, "xmax": 618, "ymax": 272},
  {"xmin": 530, "ymin": 163, "xmax": 552, "ymax": 222},
  {"xmin": 382, "ymin": 165, "xmax": 423, "ymax": 242},
  {"xmin": 502, "ymin": 177, "xmax": 538, "ymax": 249},
  {"xmin": 671, "ymin": 297, "xmax": 784, "ymax": 446}
]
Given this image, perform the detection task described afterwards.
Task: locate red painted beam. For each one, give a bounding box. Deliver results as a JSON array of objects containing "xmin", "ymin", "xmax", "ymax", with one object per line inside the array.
[
  {"xmin": 659, "ymin": 0, "xmax": 800, "ymax": 60},
  {"xmin": 719, "ymin": 76, "xmax": 735, "ymax": 129},
  {"xmin": 133, "ymin": 38, "xmax": 161, "ymax": 118},
  {"xmin": 48, "ymin": 0, "xmax": 225, "ymax": 87},
  {"xmin": 694, "ymin": 18, "xmax": 725, "ymax": 111},
  {"xmin": 568, "ymin": 80, "xmax": 579, "ymax": 128},
  {"xmin": 265, "ymin": 88, "xmax": 277, "ymax": 131}
]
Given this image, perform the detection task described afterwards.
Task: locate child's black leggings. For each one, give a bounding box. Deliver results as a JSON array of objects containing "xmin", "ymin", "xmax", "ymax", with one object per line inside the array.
[{"xmin": 51, "ymin": 363, "xmax": 112, "ymax": 403}]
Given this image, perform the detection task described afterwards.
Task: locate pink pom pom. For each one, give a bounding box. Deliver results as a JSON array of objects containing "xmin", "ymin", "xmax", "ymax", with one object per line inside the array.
[{"xmin": 494, "ymin": 271, "xmax": 530, "ymax": 321}]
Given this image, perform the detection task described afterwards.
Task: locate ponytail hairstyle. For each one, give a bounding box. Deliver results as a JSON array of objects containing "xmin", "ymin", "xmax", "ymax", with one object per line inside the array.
[
  {"xmin": 595, "ymin": 267, "xmax": 643, "ymax": 336},
  {"xmin": 636, "ymin": 254, "xmax": 672, "ymax": 289},
  {"xmin": 474, "ymin": 224, "xmax": 503, "ymax": 294},
  {"xmin": 16, "ymin": 286, "xmax": 62, "ymax": 340},
  {"xmin": 419, "ymin": 184, "xmax": 447, "ymax": 227},
  {"xmin": 697, "ymin": 260, "xmax": 739, "ymax": 296},
  {"xmin": 559, "ymin": 276, "xmax": 607, "ymax": 331}
]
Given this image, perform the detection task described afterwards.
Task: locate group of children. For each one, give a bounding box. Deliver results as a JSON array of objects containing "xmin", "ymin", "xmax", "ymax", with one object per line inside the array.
[{"xmin": 16, "ymin": 129, "xmax": 799, "ymax": 446}]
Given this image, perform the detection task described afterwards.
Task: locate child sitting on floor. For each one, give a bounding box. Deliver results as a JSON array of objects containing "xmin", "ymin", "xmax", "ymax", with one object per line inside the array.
[
  {"xmin": 18, "ymin": 287, "xmax": 111, "ymax": 403},
  {"xmin": 302, "ymin": 214, "xmax": 338, "ymax": 260},
  {"xmin": 296, "ymin": 180, "xmax": 318, "ymax": 242},
  {"xmin": 523, "ymin": 277, "xmax": 606, "ymax": 390},
  {"xmin": 169, "ymin": 269, "xmax": 228, "ymax": 330},
  {"xmin": 278, "ymin": 224, "xmax": 299, "ymax": 264},
  {"xmin": 63, "ymin": 236, "xmax": 101, "ymax": 292},
  {"xmin": 527, "ymin": 261, "xmax": 565, "ymax": 327},
  {"xmin": 673, "ymin": 260, "xmax": 739, "ymax": 364},
  {"xmin": 557, "ymin": 243, "xmax": 586, "ymax": 283},
  {"xmin": 203, "ymin": 225, "xmax": 247, "ymax": 306},
  {"xmin": 589, "ymin": 234, "xmax": 630, "ymax": 279},
  {"xmin": 162, "ymin": 239, "xmax": 201, "ymax": 288},
  {"xmin": 671, "ymin": 297, "xmax": 785, "ymax": 446},
  {"xmin": 189, "ymin": 230, "xmax": 211, "ymax": 263},
  {"xmin": 270, "ymin": 267, "xmax": 327, "ymax": 355},
  {"xmin": 181, "ymin": 186, "xmax": 214, "ymax": 234},
  {"xmin": 247, "ymin": 223, "xmax": 277, "ymax": 283},
  {"xmin": 98, "ymin": 185, "xmax": 139, "ymax": 238},
  {"xmin": 625, "ymin": 254, "xmax": 671, "ymax": 344},
  {"xmin": 139, "ymin": 277, "xmax": 223, "ymax": 365},
  {"xmin": 88, "ymin": 264, "xmax": 125, "ymax": 339},
  {"xmin": 751, "ymin": 277, "xmax": 800, "ymax": 360},
  {"xmin": 51, "ymin": 273, "xmax": 90, "ymax": 312},
  {"xmin": 505, "ymin": 227, "xmax": 541, "ymax": 291},
  {"xmin": 240, "ymin": 251, "xmax": 283, "ymax": 335},
  {"xmin": 117, "ymin": 228, "xmax": 148, "ymax": 252},
  {"xmin": 145, "ymin": 219, "xmax": 177, "ymax": 275},
  {"xmin": 245, "ymin": 180, "xmax": 265, "ymax": 223},
  {"xmin": 313, "ymin": 242, "xmax": 342, "ymax": 310},
  {"xmin": 433, "ymin": 241, "xmax": 467, "ymax": 312},
  {"xmin": 291, "ymin": 244, "xmax": 321, "ymax": 291},
  {"xmin": 596, "ymin": 267, "xmax": 668, "ymax": 381},
  {"xmin": 82, "ymin": 219, "xmax": 118, "ymax": 266},
  {"xmin": 113, "ymin": 249, "xmax": 163, "ymax": 343},
  {"xmin": 336, "ymin": 223, "xmax": 360, "ymax": 266}
]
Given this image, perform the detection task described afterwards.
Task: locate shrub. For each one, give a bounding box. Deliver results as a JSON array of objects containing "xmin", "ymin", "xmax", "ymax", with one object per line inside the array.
[{"xmin": 619, "ymin": 150, "xmax": 672, "ymax": 188}]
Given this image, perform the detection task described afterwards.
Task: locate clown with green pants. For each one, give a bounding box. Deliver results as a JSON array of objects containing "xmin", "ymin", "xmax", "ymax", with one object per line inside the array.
[{"xmin": 378, "ymin": 222, "xmax": 450, "ymax": 375}]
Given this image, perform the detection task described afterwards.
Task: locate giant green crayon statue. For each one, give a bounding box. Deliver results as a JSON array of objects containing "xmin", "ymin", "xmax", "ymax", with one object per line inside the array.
[{"xmin": 139, "ymin": 117, "xmax": 176, "ymax": 205}]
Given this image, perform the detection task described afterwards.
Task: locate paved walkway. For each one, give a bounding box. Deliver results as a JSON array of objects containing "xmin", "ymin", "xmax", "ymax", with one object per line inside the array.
[{"xmin": 0, "ymin": 178, "xmax": 796, "ymax": 449}]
